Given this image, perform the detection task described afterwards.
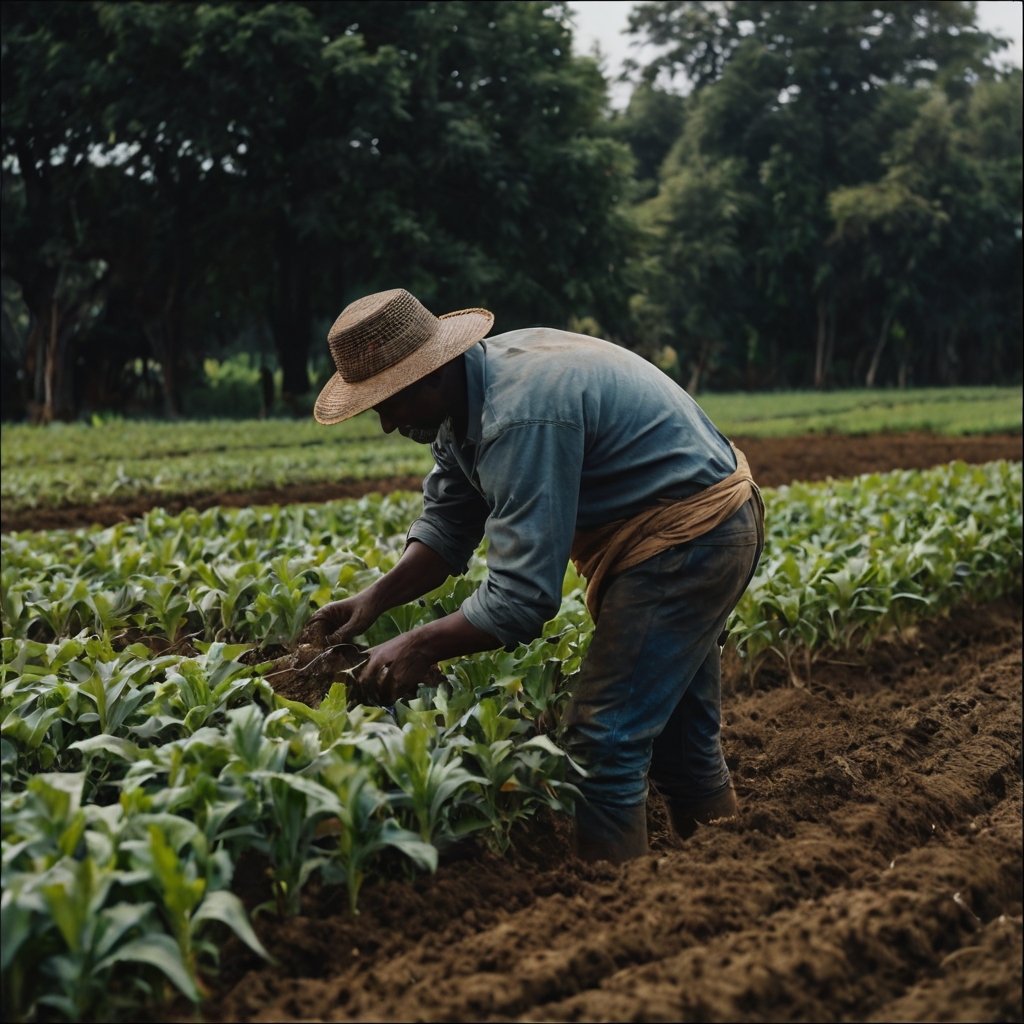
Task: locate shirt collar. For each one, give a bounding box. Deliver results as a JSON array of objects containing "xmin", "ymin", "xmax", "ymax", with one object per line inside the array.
[
  {"xmin": 435, "ymin": 344, "xmax": 484, "ymax": 450},
  {"xmin": 461, "ymin": 342, "xmax": 485, "ymax": 447}
]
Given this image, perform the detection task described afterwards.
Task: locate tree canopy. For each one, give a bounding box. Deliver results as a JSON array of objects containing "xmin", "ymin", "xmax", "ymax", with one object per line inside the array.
[
  {"xmin": 623, "ymin": 0, "xmax": 1021, "ymax": 390},
  {"xmin": 2, "ymin": 1, "xmax": 633, "ymax": 419},
  {"xmin": 1, "ymin": 1, "xmax": 1020, "ymax": 420}
]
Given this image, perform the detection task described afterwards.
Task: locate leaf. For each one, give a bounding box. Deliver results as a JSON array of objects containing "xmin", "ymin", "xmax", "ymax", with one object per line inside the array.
[
  {"xmin": 521, "ymin": 734, "xmax": 587, "ymax": 776},
  {"xmin": 1, "ymin": 892, "xmax": 35, "ymax": 972},
  {"xmin": 95, "ymin": 932, "xmax": 200, "ymax": 1002},
  {"xmin": 191, "ymin": 889, "xmax": 273, "ymax": 962},
  {"xmin": 379, "ymin": 820, "xmax": 439, "ymax": 872},
  {"xmin": 93, "ymin": 901, "xmax": 156, "ymax": 961},
  {"xmin": 193, "ymin": 641, "xmax": 254, "ymax": 661},
  {"xmin": 70, "ymin": 734, "xmax": 143, "ymax": 762}
]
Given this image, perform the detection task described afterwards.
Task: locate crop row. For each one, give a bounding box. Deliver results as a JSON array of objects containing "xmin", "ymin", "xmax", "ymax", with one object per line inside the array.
[
  {"xmin": 4, "ymin": 388, "xmax": 1020, "ymax": 513},
  {"xmin": 2, "ymin": 460, "xmax": 1020, "ymax": 1020},
  {"xmin": 0, "ymin": 413, "xmax": 388, "ymax": 467},
  {"xmin": 3, "ymin": 460, "xmax": 1019, "ymax": 663},
  {"xmin": 0, "ymin": 438, "xmax": 433, "ymax": 513}
]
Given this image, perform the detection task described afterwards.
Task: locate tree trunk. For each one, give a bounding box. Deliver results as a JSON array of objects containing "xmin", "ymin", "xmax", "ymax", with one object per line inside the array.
[
  {"xmin": 944, "ymin": 327, "xmax": 960, "ymax": 385},
  {"xmin": 825, "ymin": 303, "xmax": 835, "ymax": 383},
  {"xmin": 25, "ymin": 312, "xmax": 49, "ymax": 422},
  {"xmin": 259, "ymin": 366, "xmax": 274, "ymax": 419},
  {"xmin": 21, "ymin": 273, "xmax": 58, "ymax": 422},
  {"xmin": 269, "ymin": 225, "xmax": 312, "ymax": 400},
  {"xmin": 898, "ymin": 331, "xmax": 911, "ymax": 388},
  {"xmin": 43, "ymin": 296, "xmax": 79, "ymax": 422},
  {"xmin": 144, "ymin": 316, "xmax": 181, "ymax": 418},
  {"xmin": 162, "ymin": 278, "xmax": 183, "ymax": 418},
  {"xmin": 142, "ymin": 264, "xmax": 186, "ymax": 418},
  {"xmin": 25, "ymin": 270, "xmax": 90, "ymax": 422},
  {"xmin": 813, "ymin": 294, "xmax": 828, "ymax": 389},
  {"xmin": 686, "ymin": 340, "xmax": 711, "ymax": 395},
  {"xmin": 865, "ymin": 310, "xmax": 894, "ymax": 388}
]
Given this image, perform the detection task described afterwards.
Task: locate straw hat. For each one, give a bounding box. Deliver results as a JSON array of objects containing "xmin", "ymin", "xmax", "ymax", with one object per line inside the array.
[{"xmin": 314, "ymin": 288, "xmax": 494, "ymax": 425}]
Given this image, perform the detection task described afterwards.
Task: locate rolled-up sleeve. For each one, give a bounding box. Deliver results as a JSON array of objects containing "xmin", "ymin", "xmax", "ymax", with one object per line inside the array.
[
  {"xmin": 461, "ymin": 422, "xmax": 583, "ymax": 646},
  {"xmin": 406, "ymin": 443, "xmax": 489, "ymax": 574}
]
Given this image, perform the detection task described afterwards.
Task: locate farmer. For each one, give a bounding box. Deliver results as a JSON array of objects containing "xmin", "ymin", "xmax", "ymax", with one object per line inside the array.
[{"xmin": 307, "ymin": 289, "xmax": 764, "ymax": 863}]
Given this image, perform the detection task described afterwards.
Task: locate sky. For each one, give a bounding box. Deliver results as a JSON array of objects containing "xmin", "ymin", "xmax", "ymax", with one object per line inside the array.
[{"xmin": 568, "ymin": 0, "xmax": 1024, "ymax": 108}]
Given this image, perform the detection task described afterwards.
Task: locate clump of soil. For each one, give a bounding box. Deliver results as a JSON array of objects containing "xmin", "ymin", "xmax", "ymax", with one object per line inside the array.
[
  {"xmin": 206, "ymin": 598, "xmax": 1022, "ymax": 1023},
  {"xmin": 245, "ymin": 621, "xmax": 444, "ymax": 708},
  {"xmin": 256, "ymin": 641, "xmax": 368, "ymax": 707},
  {"xmin": 5, "ymin": 433, "xmax": 1020, "ymax": 532}
]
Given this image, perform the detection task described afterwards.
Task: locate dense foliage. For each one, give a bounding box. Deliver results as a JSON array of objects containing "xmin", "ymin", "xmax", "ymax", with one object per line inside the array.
[
  {"xmin": 2, "ymin": 460, "xmax": 1020, "ymax": 1018},
  {"xmin": 1, "ymin": 0, "xmax": 632, "ymax": 419},
  {"xmin": 3, "ymin": 387, "xmax": 1020, "ymax": 513},
  {"xmin": 623, "ymin": 0, "xmax": 1022, "ymax": 391},
  {"xmin": 2, "ymin": 1, "xmax": 1020, "ymax": 423}
]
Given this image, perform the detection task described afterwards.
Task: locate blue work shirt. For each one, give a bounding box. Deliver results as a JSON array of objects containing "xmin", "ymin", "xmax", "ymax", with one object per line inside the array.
[{"xmin": 406, "ymin": 329, "xmax": 737, "ymax": 646}]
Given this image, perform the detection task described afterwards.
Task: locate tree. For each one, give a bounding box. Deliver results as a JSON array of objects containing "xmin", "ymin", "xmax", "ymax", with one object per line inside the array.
[
  {"xmin": 326, "ymin": 1, "xmax": 636, "ymax": 336},
  {"xmin": 2, "ymin": 1, "xmax": 635, "ymax": 419},
  {"xmin": 625, "ymin": 0, "xmax": 1014, "ymax": 389},
  {"xmin": 831, "ymin": 74, "xmax": 1022, "ymax": 386},
  {"xmin": 630, "ymin": 151, "xmax": 752, "ymax": 391},
  {"xmin": 1, "ymin": 3, "xmax": 112, "ymax": 420}
]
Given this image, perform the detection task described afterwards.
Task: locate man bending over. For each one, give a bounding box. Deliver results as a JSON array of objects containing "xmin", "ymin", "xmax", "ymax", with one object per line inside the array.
[{"xmin": 308, "ymin": 288, "xmax": 763, "ymax": 863}]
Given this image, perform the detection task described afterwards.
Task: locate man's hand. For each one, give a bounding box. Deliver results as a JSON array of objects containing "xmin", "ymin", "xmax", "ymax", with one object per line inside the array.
[
  {"xmin": 307, "ymin": 592, "xmax": 380, "ymax": 645},
  {"xmin": 303, "ymin": 540, "xmax": 458, "ymax": 646},
  {"xmin": 359, "ymin": 632, "xmax": 434, "ymax": 705},
  {"xmin": 357, "ymin": 609, "xmax": 502, "ymax": 706}
]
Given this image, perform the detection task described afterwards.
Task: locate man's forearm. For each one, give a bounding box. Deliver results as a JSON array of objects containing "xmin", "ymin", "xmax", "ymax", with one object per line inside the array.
[
  {"xmin": 410, "ymin": 609, "xmax": 502, "ymax": 663},
  {"xmin": 365, "ymin": 540, "xmax": 458, "ymax": 615}
]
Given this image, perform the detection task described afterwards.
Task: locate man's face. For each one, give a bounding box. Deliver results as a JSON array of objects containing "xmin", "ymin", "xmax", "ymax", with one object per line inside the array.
[{"xmin": 373, "ymin": 376, "xmax": 446, "ymax": 444}]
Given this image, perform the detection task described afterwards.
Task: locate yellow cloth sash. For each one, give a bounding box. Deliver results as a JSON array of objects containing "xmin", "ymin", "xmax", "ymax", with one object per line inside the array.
[{"xmin": 570, "ymin": 447, "xmax": 764, "ymax": 621}]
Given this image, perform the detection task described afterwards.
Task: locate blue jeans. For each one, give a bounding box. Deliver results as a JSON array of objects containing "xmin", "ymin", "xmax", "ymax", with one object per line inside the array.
[{"xmin": 560, "ymin": 499, "xmax": 763, "ymax": 837}]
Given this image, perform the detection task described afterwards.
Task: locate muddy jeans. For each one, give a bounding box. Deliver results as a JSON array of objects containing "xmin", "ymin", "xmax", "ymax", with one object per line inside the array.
[{"xmin": 560, "ymin": 499, "xmax": 763, "ymax": 845}]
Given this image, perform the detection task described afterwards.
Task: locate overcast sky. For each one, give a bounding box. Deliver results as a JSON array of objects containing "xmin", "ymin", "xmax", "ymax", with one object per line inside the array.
[{"xmin": 568, "ymin": 0, "xmax": 1024, "ymax": 108}]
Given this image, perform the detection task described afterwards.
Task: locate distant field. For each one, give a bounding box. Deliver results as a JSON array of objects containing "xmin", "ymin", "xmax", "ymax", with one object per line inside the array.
[
  {"xmin": 1, "ymin": 387, "xmax": 1020, "ymax": 512},
  {"xmin": 0, "ymin": 414, "xmax": 434, "ymax": 512},
  {"xmin": 701, "ymin": 386, "xmax": 1023, "ymax": 438}
]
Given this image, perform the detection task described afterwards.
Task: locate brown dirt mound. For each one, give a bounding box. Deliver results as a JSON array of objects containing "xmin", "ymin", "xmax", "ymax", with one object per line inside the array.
[
  {"xmin": 4, "ymin": 433, "xmax": 1020, "ymax": 532},
  {"xmin": 205, "ymin": 598, "xmax": 1023, "ymax": 1023}
]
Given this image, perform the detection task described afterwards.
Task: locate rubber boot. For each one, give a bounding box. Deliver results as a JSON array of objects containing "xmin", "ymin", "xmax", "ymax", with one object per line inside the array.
[
  {"xmin": 666, "ymin": 783, "xmax": 739, "ymax": 840},
  {"xmin": 573, "ymin": 800, "xmax": 648, "ymax": 865}
]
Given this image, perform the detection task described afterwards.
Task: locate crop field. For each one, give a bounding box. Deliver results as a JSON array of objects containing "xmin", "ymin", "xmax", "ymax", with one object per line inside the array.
[
  {"xmin": 0, "ymin": 414, "xmax": 432, "ymax": 516},
  {"xmin": 2, "ymin": 457, "xmax": 1021, "ymax": 1022},
  {"xmin": 2, "ymin": 387, "xmax": 1019, "ymax": 521},
  {"xmin": 696, "ymin": 385, "xmax": 1023, "ymax": 438}
]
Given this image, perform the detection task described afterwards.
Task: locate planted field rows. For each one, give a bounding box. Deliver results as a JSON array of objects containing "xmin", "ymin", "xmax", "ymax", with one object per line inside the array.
[
  {"xmin": 0, "ymin": 415, "xmax": 433, "ymax": 514},
  {"xmin": 1, "ymin": 460, "xmax": 1021, "ymax": 1020},
  {"xmin": 2, "ymin": 387, "xmax": 1019, "ymax": 514}
]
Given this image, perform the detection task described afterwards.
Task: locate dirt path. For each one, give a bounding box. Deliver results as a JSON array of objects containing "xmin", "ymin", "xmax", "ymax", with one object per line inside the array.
[
  {"xmin": 209, "ymin": 599, "xmax": 1022, "ymax": 1023},
  {"xmin": 4, "ymin": 432, "xmax": 1020, "ymax": 532}
]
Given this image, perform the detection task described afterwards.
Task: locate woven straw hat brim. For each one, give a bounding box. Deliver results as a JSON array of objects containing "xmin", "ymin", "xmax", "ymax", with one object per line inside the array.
[{"xmin": 313, "ymin": 308, "xmax": 494, "ymax": 425}]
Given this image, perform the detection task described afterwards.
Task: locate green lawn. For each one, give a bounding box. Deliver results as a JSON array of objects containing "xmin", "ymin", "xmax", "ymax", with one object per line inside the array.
[{"xmin": 1, "ymin": 387, "xmax": 1020, "ymax": 512}]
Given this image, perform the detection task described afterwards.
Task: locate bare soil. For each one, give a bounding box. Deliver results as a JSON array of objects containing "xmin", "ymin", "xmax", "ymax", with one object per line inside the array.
[
  {"xmin": 4, "ymin": 432, "xmax": 1021, "ymax": 532},
  {"xmin": 0, "ymin": 476, "xmax": 426, "ymax": 533},
  {"xmin": 207, "ymin": 598, "xmax": 1023, "ymax": 1024}
]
